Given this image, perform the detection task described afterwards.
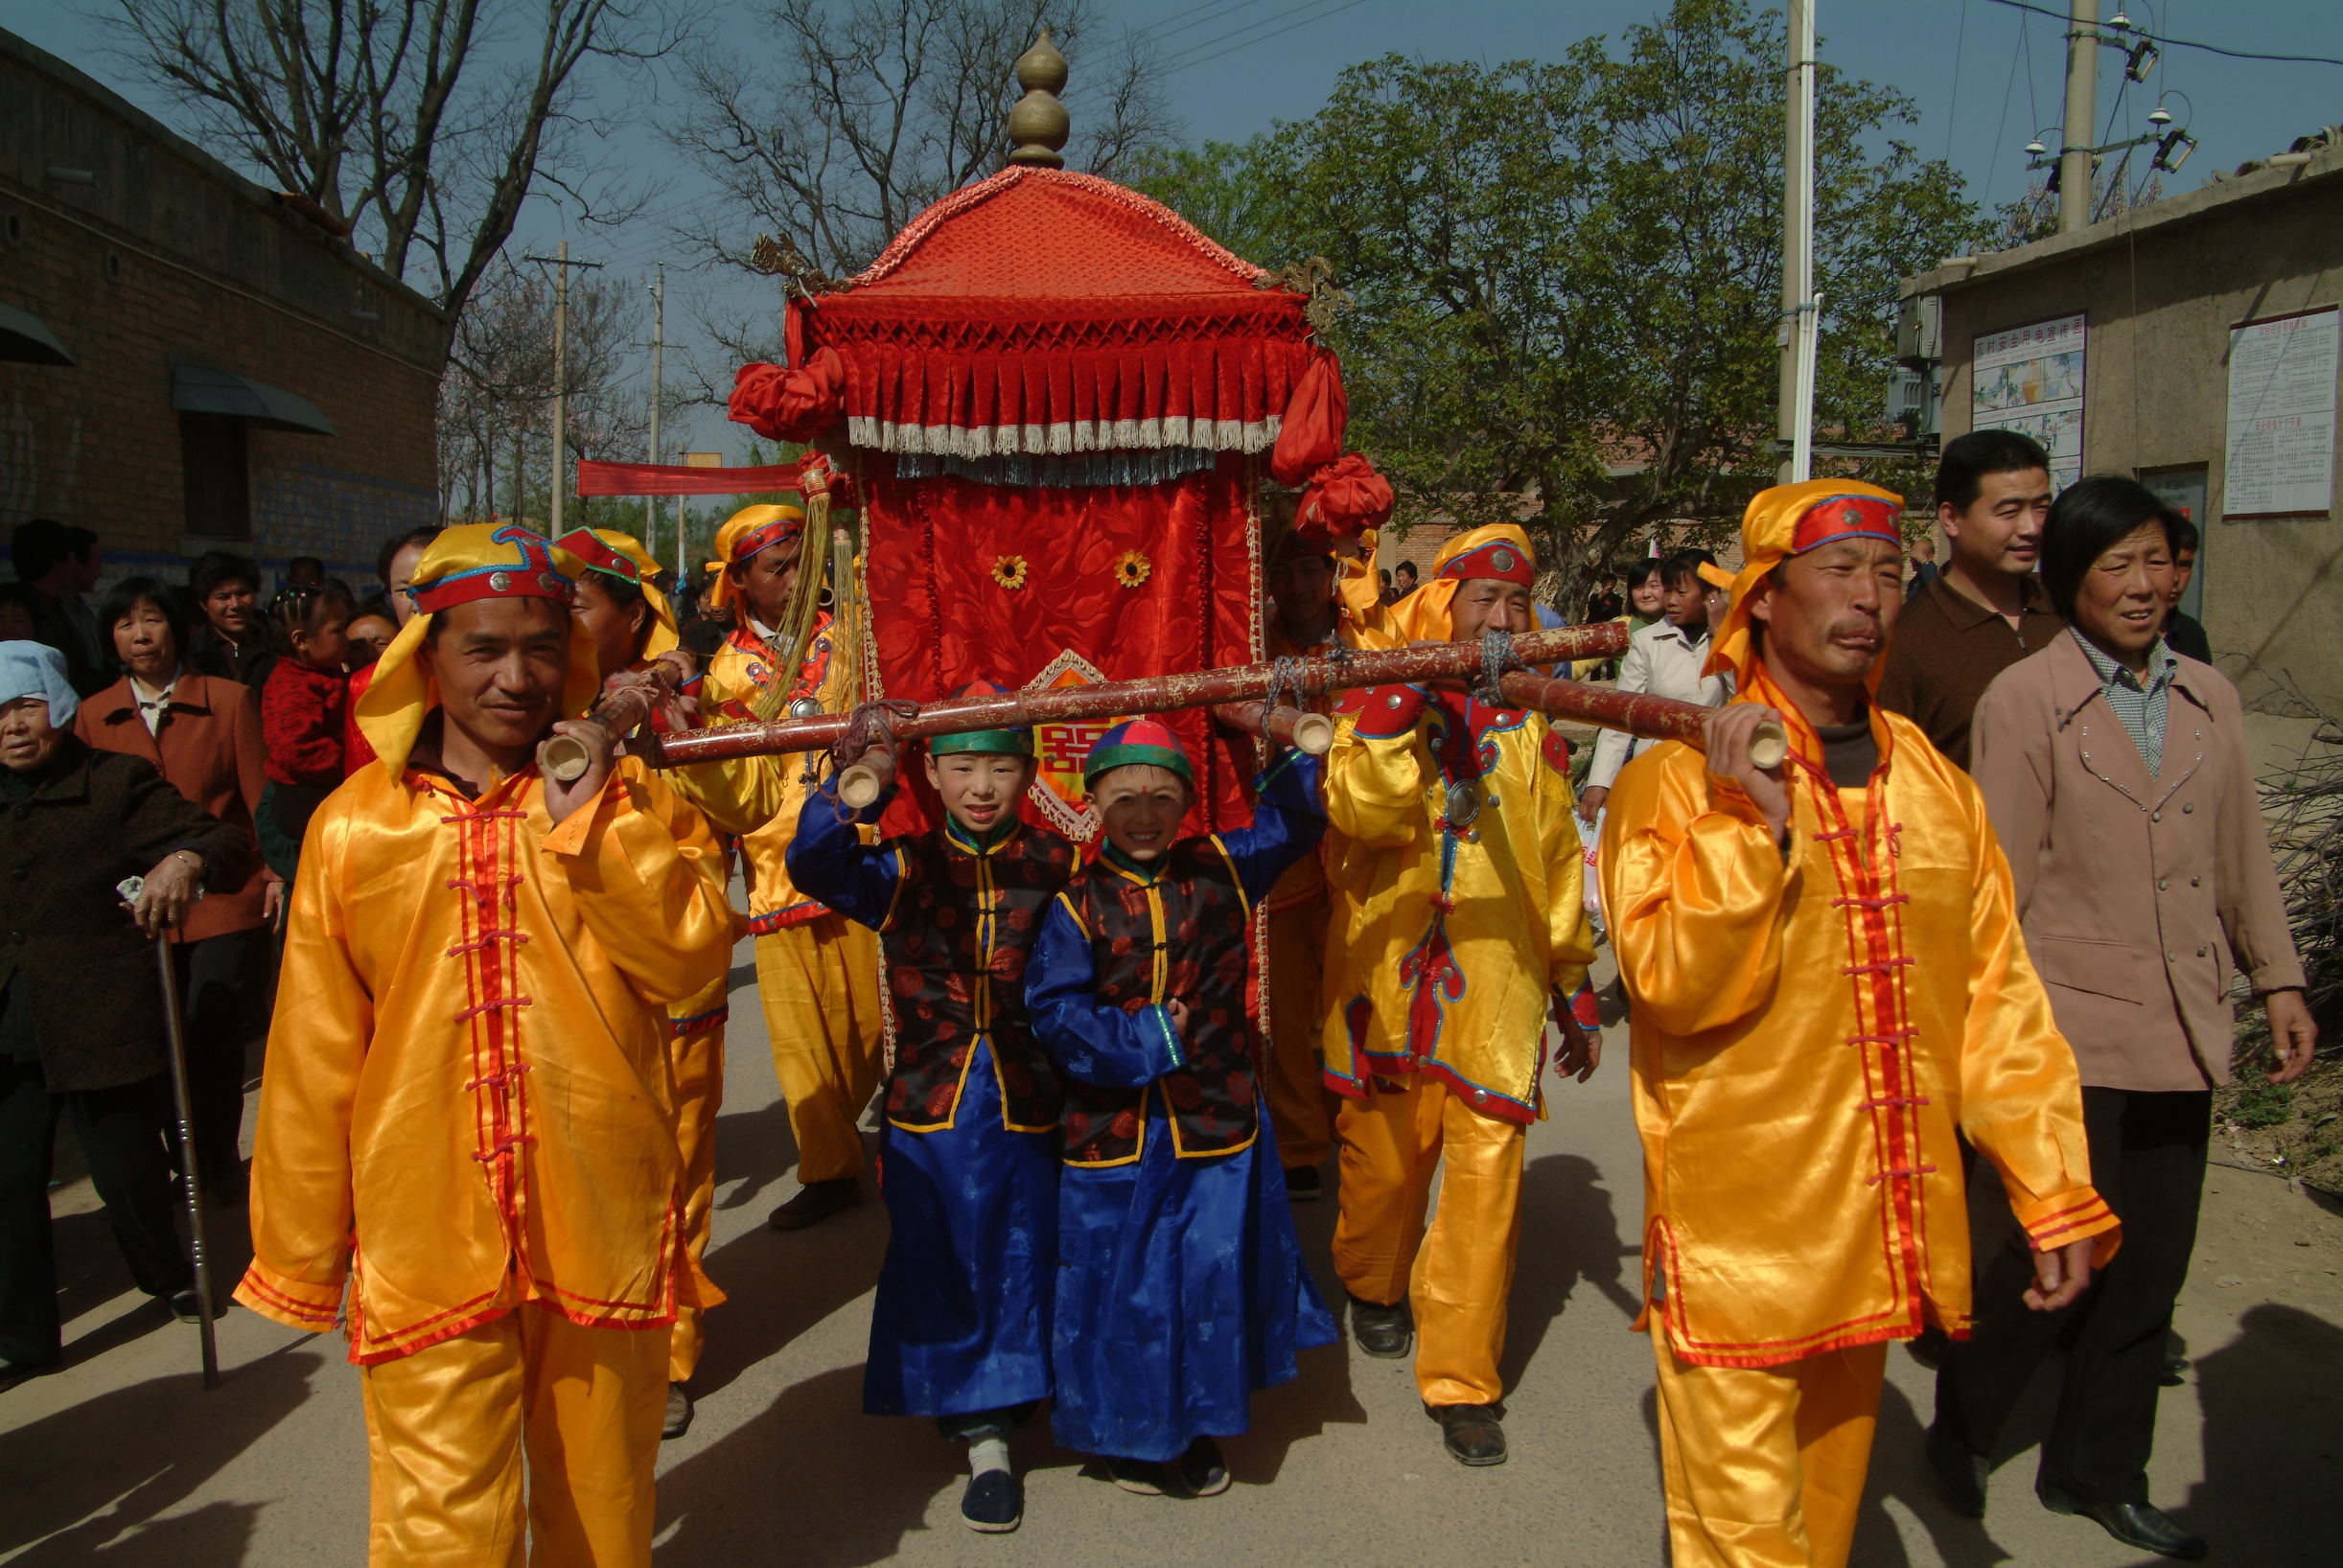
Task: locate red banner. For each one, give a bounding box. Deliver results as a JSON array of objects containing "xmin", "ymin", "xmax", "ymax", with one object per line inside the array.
[{"xmin": 573, "ymin": 460, "xmax": 803, "ymax": 497}]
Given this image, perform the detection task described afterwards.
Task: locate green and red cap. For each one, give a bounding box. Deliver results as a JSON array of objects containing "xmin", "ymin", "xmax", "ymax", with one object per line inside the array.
[{"xmin": 1082, "ymin": 718, "xmax": 1193, "ymax": 787}]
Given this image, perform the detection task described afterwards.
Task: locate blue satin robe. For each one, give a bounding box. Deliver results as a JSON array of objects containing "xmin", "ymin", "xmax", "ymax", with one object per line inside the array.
[
  {"xmin": 790, "ymin": 782, "xmax": 1058, "ymax": 1420},
  {"xmin": 1027, "ymin": 752, "xmax": 1339, "ymax": 1463}
]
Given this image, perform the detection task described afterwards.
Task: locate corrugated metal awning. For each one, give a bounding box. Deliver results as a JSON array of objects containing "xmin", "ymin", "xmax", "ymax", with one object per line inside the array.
[
  {"xmin": 171, "ymin": 360, "xmax": 336, "ymax": 435},
  {"xmin": 0, "ymin": 302, "xmax": 75, "ymax": 366}
]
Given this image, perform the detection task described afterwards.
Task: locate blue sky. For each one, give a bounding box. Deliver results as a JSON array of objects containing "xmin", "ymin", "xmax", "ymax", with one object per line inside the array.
[{"xmin": 11, "ymin": 0, "xmax": 2339, "ymax": 454}]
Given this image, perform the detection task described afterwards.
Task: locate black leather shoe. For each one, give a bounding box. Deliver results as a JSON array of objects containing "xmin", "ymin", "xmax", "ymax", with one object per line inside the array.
[
  {"xmin": 168, "ymin": 1288, "xmax": 206, "ymax": 1324},
  {"xmin": 1, "ymin": 1357, "xmax": 61, "ymax": 1395},
  {"xmin": 962, "ymin": 1468, "xmax": 1022, "ymax": 1532},
  {"xmin": 1430, "ymin": 1402, "xmax": 1508, "ymax": 1466},
  {"xmin": 1347, "ymin": 1293, "xmax": 1412, "ymax": 1359},
  {"xmin": 1923, "ymin": 1423, "xmax": 1987, "ymax": 1518},
  {"xmin": 768, "ymin": 1177, "xmax": 860, "ymax": 1232},
  {"xmin": 1178, "ymin": 1435, "xmax": 1231, "ymax": 1496},
  {"xmin": 2038, "ymin": 1482, "xmax": 2206, "ymax": 1559},
  {"xmin": 1284, "ymin": 1164, "xmax": 1322, "ymax": 1202},
  {"xmin": 662, "ymin": 1383, "xmax": 693, "ymax": 1440},
  {"xmin": 1904, "ymin": 1326, "xmax": 1950, "ymax": 1370}
]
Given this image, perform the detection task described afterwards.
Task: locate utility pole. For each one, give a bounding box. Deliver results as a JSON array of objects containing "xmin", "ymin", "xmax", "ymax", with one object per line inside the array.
[
  {"xmin": 524, "ymin": 242, "xmax": 604, "ymax": 532},
  {"xmin": 2058, "ymin": 0, "xmax": 2100, "ymax": 233},
  {"xmin": 647, "ymin": 264, "xmax": 667, "ymax": 572},
  {"xmin": 1775, "ymin": 0, "xmax": 1818, "ymax": 483}
]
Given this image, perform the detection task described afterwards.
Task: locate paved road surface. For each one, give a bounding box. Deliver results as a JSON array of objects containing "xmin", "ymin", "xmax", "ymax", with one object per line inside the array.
[{"xmin": 6, "ymin": 941, "xmax": 2339, "ymax": 1565}]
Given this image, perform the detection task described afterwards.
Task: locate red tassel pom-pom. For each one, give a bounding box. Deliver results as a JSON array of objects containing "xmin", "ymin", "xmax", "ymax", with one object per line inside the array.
[
  {"xmin": 729, "ymin": 347, "xmax": 847, "ymax": 441},
  {"xmin": 1295, "ymin": 451, "xmax": 1394, "ymax": 543},
  {"xmin": 1269, "ymin": 352, "xmax": 1347, "ymax": 486}
]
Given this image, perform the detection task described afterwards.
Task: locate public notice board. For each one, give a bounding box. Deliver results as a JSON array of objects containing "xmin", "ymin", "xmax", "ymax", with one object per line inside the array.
[
  {"xmin": 1971, "ymin": 313, "xmax": 2087, "ymax": 490},
  {"xmin": 2224, "ymin": 306, "xmax": 2339, "ymax": 519}
]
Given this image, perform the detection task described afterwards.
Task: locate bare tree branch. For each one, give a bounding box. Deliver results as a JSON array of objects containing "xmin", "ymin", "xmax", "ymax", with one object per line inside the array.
[{"xmin": 94, "ymin": 0, "xmax": 697, "ymax": 345}]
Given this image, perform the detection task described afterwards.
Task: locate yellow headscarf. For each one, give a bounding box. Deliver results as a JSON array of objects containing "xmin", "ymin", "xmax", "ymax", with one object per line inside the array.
[
  {"xmin": 704, "ymin": 503, "xmax": 806, "ymax": 613},
  {"xmin": 358, "ymin": 523, "xmax": 601, "ymax": 778},
  {"xmin": 1389, "ymin": 522, "xmax": 1538, "ymax": 643},
  {"xmin": 557, "ymin": 527, "xmax": 680, "ymax": 660},
  {"xmin": 1705, "ymin": 478, "xmax": 1907, "ymax": 692}
]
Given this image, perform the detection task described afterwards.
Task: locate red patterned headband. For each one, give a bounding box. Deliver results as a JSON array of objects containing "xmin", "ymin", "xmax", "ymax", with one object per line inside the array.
[
  {"xmin": 729, "ymin": 515, "xmax": 802, "ymax": 567},
  {"xmin": 1439, "ymin": 539, "xmax": 1536, "ymax": 586},
  {"xmin": 409, "ymin": 526, "xmax": 576, "ymax": 614},
  {"xmin": 1791, "ymin": 494, "xmax": 1904, "ymax": 554},
  {"xmin": 551, "ymin": 527, "xmax": 638, "ymax": 585}
]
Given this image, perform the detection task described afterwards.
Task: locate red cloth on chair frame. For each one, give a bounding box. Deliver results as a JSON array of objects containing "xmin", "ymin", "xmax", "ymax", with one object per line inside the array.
[{"xmin": 861, "ymin": 459, "xmax": 1260, "ymax": 843}]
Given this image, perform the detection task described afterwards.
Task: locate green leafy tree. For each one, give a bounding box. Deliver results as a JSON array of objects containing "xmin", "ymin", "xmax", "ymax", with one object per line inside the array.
[{"xmin": 1136, "ymin": 0, "xmax": 1984, "ymax": 611}]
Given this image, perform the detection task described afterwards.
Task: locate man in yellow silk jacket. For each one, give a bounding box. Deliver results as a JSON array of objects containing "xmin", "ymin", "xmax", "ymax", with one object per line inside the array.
[
  {"xmin": 1258, "ymin": 521, "xmax": 1389, "ymax": 1198},
  {"xmin": 697, "ymin": 502, "xmax": 882, "ymax": 1231},
  {"xmin": 1600, "ymin": 479, "xmax": 2120, "ymax": 1568},
  {"xmin": 236, "ymin": 524, "xmax": 735, "ymax": 1567},
  {"xmin": 1318, "ymin": 522, "xmax": 1597, "ymax": 1468},
  {"xmin": 559, "ymin": 524, "xmax": 730, "ymax": 1442}
]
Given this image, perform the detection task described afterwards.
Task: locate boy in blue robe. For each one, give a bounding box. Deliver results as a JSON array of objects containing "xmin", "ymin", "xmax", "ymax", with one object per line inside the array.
[
  {"xmin": 787, "ymin": 688, "xmax": 1076, "ymax": 1533},
  {"xmin": 1027, "ymin": 719, "xmax": 1338, "ymax": 1497}
]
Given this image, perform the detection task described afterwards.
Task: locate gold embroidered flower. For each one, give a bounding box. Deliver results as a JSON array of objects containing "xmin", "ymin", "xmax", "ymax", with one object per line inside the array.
[
  {"xmin": 991, "ymin": 554, "xmax": 1029, "ymax": 590},
  {"xmin": 1114, "ymin": 549, "xmax": 1152, "ymax": 588}
]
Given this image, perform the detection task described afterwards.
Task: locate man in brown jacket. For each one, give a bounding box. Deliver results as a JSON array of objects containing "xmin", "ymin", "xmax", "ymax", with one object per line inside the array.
[
  {"xmin": 1877, "ymin": 429, "xmax": 2062, "ymax": 770},
  {"xmin": 1928, "ymin": 476, "xmax": 2315, "ymax": 1559}
]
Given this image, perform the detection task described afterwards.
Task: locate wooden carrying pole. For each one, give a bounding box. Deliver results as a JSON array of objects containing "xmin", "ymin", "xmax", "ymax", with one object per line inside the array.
[
  {"xmin": 653, "ymin": 623, "xmax": 1632, "ymax": 768},
  {"xmin": 1498, "ymin": 671, "xmax": 1786, "ymax": 769},
  {"xmin": 1213, "ymin": 702, "xmax": 1334, "ymax": 755},
  {"xmin": 540, "ymin": 652, "xmax": 696, "ymax": 783}
]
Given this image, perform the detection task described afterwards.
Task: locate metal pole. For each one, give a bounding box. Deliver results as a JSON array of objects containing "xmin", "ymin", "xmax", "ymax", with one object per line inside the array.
[
  {"xmin": 550, "ymin": 240, "xmax": 568, "ymax": 533},
  {"xmin": 2060, "ymin": 0, "xmax": 2100, "ymax": 233},
  {"xmin": 647, "ymin": 264, "xmax": 664, "ymax": 563},
  {"xmin": 152, "ymin": 932, "xmax": 220, "ymax": 1389},
  {"xmin": 1794, "ymin": 289, "xmax": 1824, "ymax": 482},
  {"xmin": 1776, "ymin": 0, "xmax": 1817, "ymax": 483}
]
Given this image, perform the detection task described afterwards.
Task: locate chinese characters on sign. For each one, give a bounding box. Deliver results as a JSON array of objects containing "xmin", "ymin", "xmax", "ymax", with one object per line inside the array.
[
  {"xmin": 2224, "ymin": 308, "xmax": 2339, "ymax": 519},
  {"xmin": 1972, "ymin": 313, "xmax": 2087, "ymax": 490}
]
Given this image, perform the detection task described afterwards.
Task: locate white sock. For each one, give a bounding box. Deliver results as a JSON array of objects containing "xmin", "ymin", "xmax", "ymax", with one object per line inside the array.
[{"xmin": 967, "ymin": 1436, "xmax": 1011, "ymax": 1478}]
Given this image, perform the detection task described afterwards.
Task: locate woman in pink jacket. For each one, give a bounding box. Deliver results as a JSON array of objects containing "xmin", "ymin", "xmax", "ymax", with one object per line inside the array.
[{"xmin": 1927, "ymin": 476, "xmax": 2317, "ymax": 1560}]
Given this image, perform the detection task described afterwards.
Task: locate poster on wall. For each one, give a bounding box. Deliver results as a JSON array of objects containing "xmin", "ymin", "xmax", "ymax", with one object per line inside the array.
[
  {"xmin": 1972, "ymin": 313, "xmax": 2087, "ymax": 489},
  {"xmin": 2223, "ymin": 306, "xmax": 2339, "ymax": 519}
]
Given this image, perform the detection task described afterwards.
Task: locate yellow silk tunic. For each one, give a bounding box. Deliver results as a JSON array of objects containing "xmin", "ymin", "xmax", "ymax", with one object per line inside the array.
[
  {"xmin": 235, "ymin": 758, "xmax": 736, "ymax": 1363},
  {"xmin": 1601, "ymin": 677, "xmax": 2118, "ymax": 1369},
  {"xmin": 1317, "ymin": 681, "xmax": 1594, "ymax": 1121},
  {"xmin": 698, "ymin": 613, "xmax": 855, "ymax": 931}
]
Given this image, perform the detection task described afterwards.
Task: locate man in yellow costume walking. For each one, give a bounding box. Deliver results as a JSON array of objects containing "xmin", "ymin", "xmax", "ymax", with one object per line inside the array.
[
  {"xmin": 699, "ymin": 503, "xmax": 883, "ymax": 1229},
  {"xmin": 560, "ymin": 525, "xmax": 729, "ymax": 1441},
  {"xmin": 236, "ymin": 524, "xmax": 736, "ymax": 1566},
  {"xmin": 1600, "ymin": 479, "xmax": 2119, "ymax": 1568},
  {"xmin": 1318, "ymin": 522, "xmax": 1596, "ymax": 1466}
]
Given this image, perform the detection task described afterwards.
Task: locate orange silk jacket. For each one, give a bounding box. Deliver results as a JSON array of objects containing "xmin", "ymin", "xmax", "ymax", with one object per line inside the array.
[
  {"xmin": 1601, "ymin": 676, "xmax": 2118, "ymax": 1368},
  {"xmin": 235, "ymin": 758, "xmax": 735, "ymax": 1363}
]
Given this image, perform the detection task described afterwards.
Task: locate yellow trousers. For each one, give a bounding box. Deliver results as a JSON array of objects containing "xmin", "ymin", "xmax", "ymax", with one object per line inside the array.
[
  {"xmin": 358, "ymin": 1308, "xmax": 668, "ymax": 1568},
  {"xmin": 666, "ymin": 1016, "xmax": 725, "ymax": 1384},
  {"xmin": 1264, "ymin": 896, "xmax": 1335, "ymax": 1168},
  {"xmin": 1651, "ymin": 1338, "xmax": 1887, "ymax": 1568},
  {"xmin": 1332, "ymin": 1075, "xmax": 1524, "ymax": 1405},
  {"xmin": 753, "ymin": 915, "xmax": 882, "ymax": 1185}
]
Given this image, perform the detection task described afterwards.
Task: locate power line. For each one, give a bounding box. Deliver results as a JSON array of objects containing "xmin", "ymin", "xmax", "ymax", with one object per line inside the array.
[
  {"xmin": 1980, "ymin": 0, "xmax": 2343, "ymax": 68},
  {"xmin": 1162, "ymin": 0, "xmax": 1379, "ymax": 77},
  {"xmin": 1135, "ymin": 0, "xmax": 1282, "ymax": 49},
  {"xmin": 1945, "ymin": 0, "xmax": 1970, "ymax": 164}
]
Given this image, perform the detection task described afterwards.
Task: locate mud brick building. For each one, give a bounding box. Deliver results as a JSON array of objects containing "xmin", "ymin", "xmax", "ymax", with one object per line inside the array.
[{"xmin": 0, "ymin": 28, "xmax": 443, "ymax": 588}]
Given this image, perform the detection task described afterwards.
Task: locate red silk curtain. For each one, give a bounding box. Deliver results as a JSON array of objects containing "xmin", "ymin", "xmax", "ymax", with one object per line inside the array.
[{"xmin": 863, "ymin": 458, "xmax": 1261, "ymax": 841}]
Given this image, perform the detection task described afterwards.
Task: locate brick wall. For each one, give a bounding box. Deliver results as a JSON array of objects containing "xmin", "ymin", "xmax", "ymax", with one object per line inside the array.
[{"xmin": 0, "ymin": 31, "xmax": 443, "ymax": 589}]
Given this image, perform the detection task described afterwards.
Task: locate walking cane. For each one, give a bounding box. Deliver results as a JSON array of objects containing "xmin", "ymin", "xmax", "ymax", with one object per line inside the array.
[{"xmin": 120, "ymin": 877, "xmax": 221, "ymax": 1390}]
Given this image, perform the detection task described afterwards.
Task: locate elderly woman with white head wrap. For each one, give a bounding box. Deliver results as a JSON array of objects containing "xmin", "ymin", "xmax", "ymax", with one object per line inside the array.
[{"xmin": 1, "ymin": 641, "xmax": 245, "ymax": 1384}]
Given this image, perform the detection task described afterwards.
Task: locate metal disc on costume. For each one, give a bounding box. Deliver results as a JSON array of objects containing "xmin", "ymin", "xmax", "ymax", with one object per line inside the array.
[
  {"xmin": 787, "ymin": 697, "xmax": 824, "ymax": 719},
  {"xmin": 1493, "ymin": 547, "xmax": 1515, "ymax": 572},
  {"xmin": 488, "ymin": 571, "xmax": 512, "ymax": 592},
  {"xmin": 1445, "ymin": 780, "xmax": 1482, "ymax": 827}
]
